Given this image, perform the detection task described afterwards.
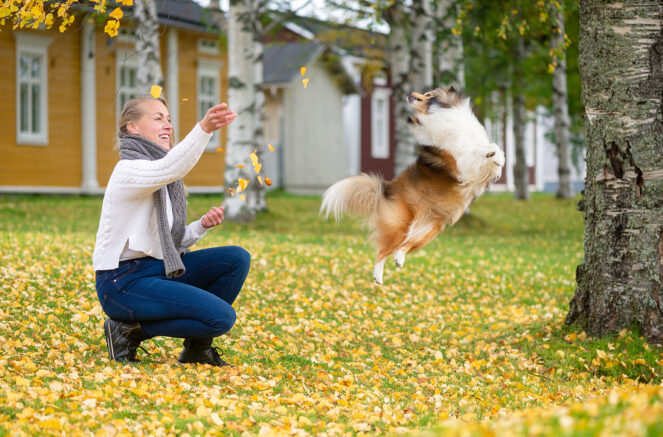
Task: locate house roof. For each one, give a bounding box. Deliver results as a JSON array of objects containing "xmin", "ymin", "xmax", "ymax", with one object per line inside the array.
[
  {"xmin": 263, "ymin": 41, "xmax": 325, "ymax": 86},
  {"xmin": 262, "ymin": 41, "xmax": 361, "ymax": 94},
  {"xmin": 265, "ymin": 12, "xmax": 387, "ymax": 61},
  {"xmin": 155, "ymin": 0, "xmax": 222, "ymax": 33}
]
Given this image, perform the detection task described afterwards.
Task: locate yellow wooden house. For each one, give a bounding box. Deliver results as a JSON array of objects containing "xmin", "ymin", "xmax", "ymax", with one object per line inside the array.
[{"xmin": 0, "ymin": 0, "xmax": 228, "ymax": 194}]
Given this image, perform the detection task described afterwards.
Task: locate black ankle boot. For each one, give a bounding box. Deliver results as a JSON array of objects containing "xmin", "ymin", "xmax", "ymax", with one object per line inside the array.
[
  {"xmin": 104, "ymin": 319, "xmax": 150, "ymax": 363},
  {"xmin": 178, "ymin": 338, "xmax": 231, "ymax": 367}
]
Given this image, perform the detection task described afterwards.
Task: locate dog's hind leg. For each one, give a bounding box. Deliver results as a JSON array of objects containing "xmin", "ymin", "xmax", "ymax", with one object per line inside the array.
[
  {"xmin": 397, "ymin": 221, "xmax": 443, "ymax": 262},
  {"xmin": 394, "ymin": 249, "xmax": 405, "ymax": 267}
]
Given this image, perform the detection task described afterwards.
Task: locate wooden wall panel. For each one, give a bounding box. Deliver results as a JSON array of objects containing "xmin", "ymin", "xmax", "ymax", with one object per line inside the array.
[{"xmin": 0, "ymin": 29, "xmax": 82, "ymax": 187}]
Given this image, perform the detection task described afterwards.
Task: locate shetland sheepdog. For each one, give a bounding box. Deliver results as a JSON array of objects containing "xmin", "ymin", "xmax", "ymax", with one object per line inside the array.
[{"xmin": 320, "ymin": 87, "xmax": 505, "ymax": 284}]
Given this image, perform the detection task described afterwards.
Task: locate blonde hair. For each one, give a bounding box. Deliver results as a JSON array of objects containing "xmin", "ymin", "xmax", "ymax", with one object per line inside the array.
[{"xmin": 117, "ymin": 95, "xmax": 174, "ymax": 149}]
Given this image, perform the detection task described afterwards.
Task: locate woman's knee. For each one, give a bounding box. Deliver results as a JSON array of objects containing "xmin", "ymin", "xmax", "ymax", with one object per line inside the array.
[{"xmin": 210, "ymin": 306, "xmax": 236, "ymax": 336}]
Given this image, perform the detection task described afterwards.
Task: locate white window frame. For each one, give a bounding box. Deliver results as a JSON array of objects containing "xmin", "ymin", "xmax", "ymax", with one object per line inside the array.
[
  {"xmin": 14, "ymin": 32, "xmax": 52, "ymax": 146},
  {"xmin": 197, "ymin": 38, "xmax": 220, "ymax": 56},
  {"xmin": 115, "ymin": 49, "xmax": 140, "ymax": 123},
  {"xmin": 197, "ymin": 58, "xmax": 223, "ymax": 150},
  {"xmin": 371, "ymin": 87, "xmax": 391, "ymax": 159}
]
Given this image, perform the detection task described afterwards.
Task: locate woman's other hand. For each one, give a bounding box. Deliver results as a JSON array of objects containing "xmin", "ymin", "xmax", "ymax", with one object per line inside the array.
[
  {"xmin": 201, "ymin": 205, "xmax": 225, "ymax": 229},
  {"xmin": 200, "ymin": 104, "xmax": 237, "ymax": 134}
]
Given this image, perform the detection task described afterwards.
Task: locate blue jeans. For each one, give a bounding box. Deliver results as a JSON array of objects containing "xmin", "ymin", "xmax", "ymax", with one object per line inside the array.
[{"xmin": 95, "ymin": 246, "xmax": 250, "ymax": 339}]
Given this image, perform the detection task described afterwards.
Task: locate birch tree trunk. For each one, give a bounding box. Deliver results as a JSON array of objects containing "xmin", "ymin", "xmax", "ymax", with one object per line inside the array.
[
  {"xmin": 552, "ymin": 5, "xmax": 574, "ymax": 199},
  {"xmin": 225, "ymin": 0, "xmax": 264, "ymax": 221},
  {"xmin": 385, "ymin": 4, "xmax": 417, "ymax": 175},
  {"xmin": 410, "ymin": 0, "xmax": 433, "ymax": 92},
  {"xmin": 134, "ymin": 0, "xmax": 163, "ymax": 91},
  {"xmin": 566, "ymin": 0, "xmax": 663, "ymax": 344},
  {"xmin": 512, "ymin": 35, "xmax": 529, "ymax": 200},
  {"xmin": 434, "ymin": 0, "xmax": 465, "ymax": 87}
]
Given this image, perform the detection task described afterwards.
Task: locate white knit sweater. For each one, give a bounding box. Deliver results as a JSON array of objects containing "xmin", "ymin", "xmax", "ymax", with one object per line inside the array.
[{"xmin": 93, "ymin": 123, "xmax": 213, "ymax": 272}]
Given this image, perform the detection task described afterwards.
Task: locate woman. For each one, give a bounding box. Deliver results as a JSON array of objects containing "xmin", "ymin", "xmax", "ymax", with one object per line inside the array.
[{"xmin": 93, "ymin": 95, "xmax": 249, "ymax": 367}]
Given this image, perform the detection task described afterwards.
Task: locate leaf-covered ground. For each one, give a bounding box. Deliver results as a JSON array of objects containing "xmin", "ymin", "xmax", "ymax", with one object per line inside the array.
[{"xmin": 1, "ymin": 191, "xmax": 662, "ymax": 436}]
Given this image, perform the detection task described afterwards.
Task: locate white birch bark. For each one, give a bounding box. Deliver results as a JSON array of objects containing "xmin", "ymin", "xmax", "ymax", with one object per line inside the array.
[
  {"xmin": 410, "ymin": 0, "xmax": 433, "ymax": 92},
  {"xmin": 134, "ymin": 0, "xmax": 163, "ymax": 91},
  {"xmin": 434, "ymin": 0, "xmax": 465, "ymax": 87},
  {"xmin": 386, "ymin": 4, "xmax": 417, "ymax": 175},
  {"xmin": 552, "ymin": 6, "xmax": 574, "ymax": 198},
  {"xmin": 225, "ymin": 0, "xmax": 264, "ymax": 221}
]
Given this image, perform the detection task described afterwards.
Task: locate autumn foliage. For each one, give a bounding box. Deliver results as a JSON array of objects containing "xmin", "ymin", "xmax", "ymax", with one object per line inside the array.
[{"xmin": 0, "ymin": 0, "xmax": 132, "ymax": 37}]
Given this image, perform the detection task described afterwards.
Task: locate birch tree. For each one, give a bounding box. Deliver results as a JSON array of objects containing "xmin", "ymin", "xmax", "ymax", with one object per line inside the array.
[
  {"xmin": 134, "ymin": 0, "xmax": 163, "ymax": 90},
  {"xmin": 433, "ymin": 0, "xmax": 464, "ymax": 87},
  {"xmin": 383, "ymin": 3, "xmax": 418, "ymax": 175},
  {"xmin": 551, "ymin": 4, "xmax": 574, "ymax": 199},
  {"xmin": 225, "ymin": 0, "xmax": 264, "ymax": 221},
  {"xmin": 566, "ymin": 0, "xmax": 663, "ymax": 343}
]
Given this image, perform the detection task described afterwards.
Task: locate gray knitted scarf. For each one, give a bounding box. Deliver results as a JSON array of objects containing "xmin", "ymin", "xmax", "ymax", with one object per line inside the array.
[{"xmin": 119, "ymin": 134, "xmax": 187, "ymax": 278}]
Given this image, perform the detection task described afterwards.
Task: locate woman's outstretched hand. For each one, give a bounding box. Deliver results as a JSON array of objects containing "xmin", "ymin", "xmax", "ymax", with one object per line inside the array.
[
  {"xmin": 201, "ymin": 205, "xmax": 225, "ymax": 229},
  {"xmin": 200, "ymin": 103, "xmax": 237, "ymax": 134}
]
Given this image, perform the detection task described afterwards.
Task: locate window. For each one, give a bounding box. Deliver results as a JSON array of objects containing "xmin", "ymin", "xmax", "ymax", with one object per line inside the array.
[
  {"xmin": 197, "ymin": 38, "xmax": 220, "ymax": 56},
  {"xmin": 116, "ymin": 50, "xmax": 140, "ymax": 120},
  {"xmin": 371, "ymin": 87, "xmax": 391, "ymax": 159},
  {"xmin": 197, "ymin": 58, "xmax": 223, "ymax": 149},
  {"xmin": 15, "ymin": 32, "xmax": 52, "ymax": 145}
]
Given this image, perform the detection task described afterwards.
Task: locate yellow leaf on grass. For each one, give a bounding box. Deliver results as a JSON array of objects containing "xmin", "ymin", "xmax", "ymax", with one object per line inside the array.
[
  {"xmin": 300, "ymin": 66, "xmax": 307, "ymax": 75},
  {"xmin": 150, "ymin": 85, "xmax": 162, "ymax": 99},
  {"xmin": 237, "ymin": 178, "xmax": 249, "ymax": 192},
  {"xmin": 122, "ymin": 0, "xmax": 134, "ymax": 5},
  {"xmin": 302, "ymin": 78, "xmax": 309, "ymax": 88}
]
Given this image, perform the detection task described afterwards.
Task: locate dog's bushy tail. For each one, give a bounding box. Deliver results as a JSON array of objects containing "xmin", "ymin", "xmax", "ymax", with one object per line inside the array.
[{"xmin": 320, "ymin": 173, "xmax": 384, "ymax": 221}]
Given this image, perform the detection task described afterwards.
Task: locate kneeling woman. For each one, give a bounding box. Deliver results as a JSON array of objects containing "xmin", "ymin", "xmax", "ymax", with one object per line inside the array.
[{"xmin": 93, "ymin": 95, "xmax": 250, "ymax": 367}]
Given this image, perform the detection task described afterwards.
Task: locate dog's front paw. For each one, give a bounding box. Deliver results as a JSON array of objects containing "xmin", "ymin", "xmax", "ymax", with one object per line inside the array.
[{"xmin": 487, "ymin": 144, "xmax": 505, "ymax": 167}]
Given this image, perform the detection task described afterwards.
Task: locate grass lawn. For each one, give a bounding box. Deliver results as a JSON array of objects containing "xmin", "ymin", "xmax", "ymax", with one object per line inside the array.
[{"xmin": 1, "ymin": 191, "xmax": 662, "ymax": 436}]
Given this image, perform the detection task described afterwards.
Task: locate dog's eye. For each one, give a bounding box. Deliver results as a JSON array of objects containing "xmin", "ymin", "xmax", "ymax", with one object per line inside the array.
[{"xmin": 414, "ymin": 96, "xmax": 422, "ymax": 101}]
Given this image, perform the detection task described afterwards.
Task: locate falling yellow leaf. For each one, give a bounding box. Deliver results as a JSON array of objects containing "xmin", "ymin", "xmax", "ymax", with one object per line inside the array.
[
  {"xmin": 300, "ymin": 66, "xmax": 307, "ymax": 75},
  {"xmin": 215, "ymin": 148, "xmax": 224, "ymax": 152},
  {"xmin": 268, "ymin": 144, "xmax": 275, "ymax": 152},
  {"xmin": 150, "ymin": 85, "xmax": 162, "ymax": 99},
  {"xmin": 181, "ymin": 98, "xmax": 189, "ymax": 102},
  {"xmin": 240, "ymin": 195, "xmax": 246, "ymax": 201},
  {"xmin": 237, "ymin": 165, "xmax": 244, "ymax": 168},
  {"xmin": 257, "ymin": 176, "xmax": 263, "ymax": 186},
  {"xmin": 264, "ymin": 177, "xmax": 272, "ymax": 186},
  {"xmin": 302, "ymin": 78, "xmax": 309, "ymax": 88},
  {"xmin": 237, "ymin": 178, "xmax": 249, "ymax": 192},
  {"xmin": 254, "ymin": 164, "xmax": 262, "ymax": 174},
  {"xmin": 250, "ymin": 151, "xmax": 259, "ymax": 167}
]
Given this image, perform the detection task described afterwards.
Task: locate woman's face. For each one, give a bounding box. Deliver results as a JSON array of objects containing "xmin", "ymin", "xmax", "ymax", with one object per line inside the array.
[{"xmin": 127, "ymin": 100, "xmax": 173, "ymax": 151}]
